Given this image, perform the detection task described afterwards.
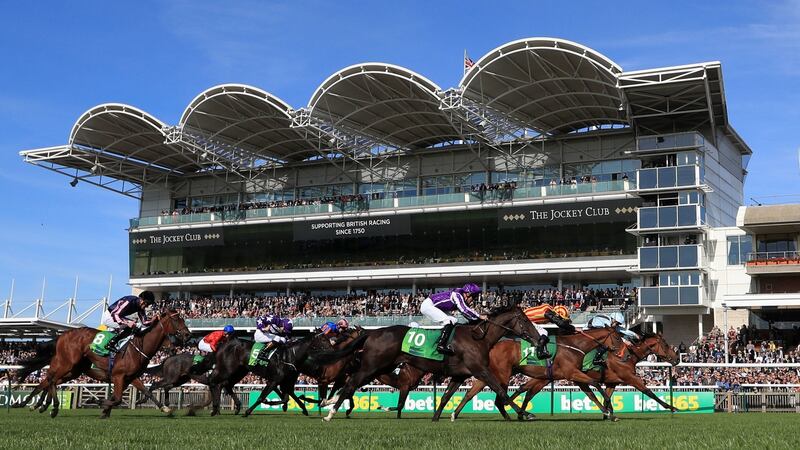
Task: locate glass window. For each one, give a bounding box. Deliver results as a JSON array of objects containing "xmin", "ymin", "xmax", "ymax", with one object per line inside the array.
[
  {"xmin": 678, "ymin": 205, "xmax": 697, "ymax": 227},
  {"xmin": 740, "ymin": 235, "xmax": 753, "ymax": 261},
  {"xmin": 640, "ymin": 288, "xmax": 659, "ymax": 305},
  {"xmin": 659, "ymin": 246, "xmax": 678, "ymax": 268},
  {"xmin": 640, "ymin": 247, "xmax": 659, "ymax": 269},
  {"xmin": 640, "ymin": 207, "xmax": 658, "ymax": 228},
  {"xmin": 676, "ymin": 166, "xmax": 696, "ymax": 186},
  {"xmin": 660, "ymin": 287, "xmax": 679, "ymax": 305},
  {"xmin": 657, "ymin": 167, "xmax": 676, "ymax": 188},
  {"xmin": 727, "ymin": 236, "xmax": 741, "ymax": 265},
  {"xmin": 658, "ymin": 206, "xmax": 677, "ymax": 228},
  {"xmin": 679, "ymin": 287, "xmax": 699, "ymax": 305},
  {"xmin": 638, "ymin": 169, "xmax": 657, "ymax": 189},
  {"xmin": 679, "ymin": 245, "xmax": 698, "ymax": 267}
]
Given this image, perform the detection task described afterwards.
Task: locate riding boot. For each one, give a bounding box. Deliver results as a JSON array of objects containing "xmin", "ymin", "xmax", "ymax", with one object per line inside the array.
[
  {"xmin": 106, "ymin": 327, "xmax": 133, "ymax": 353},
  {"xmin": 256, "ymin": 341, "xmax": 276, "ymax": 363},
  {"xmin": 536, "ymin": 334, "xmax": 551, "ymax": 359},
  {"xmin": 436, "ymin": 323, "xmax": 455, "ymax": 355},
  {"xmin": 593, "ymin": 346, "xmax": 608, "ymax": 367}
]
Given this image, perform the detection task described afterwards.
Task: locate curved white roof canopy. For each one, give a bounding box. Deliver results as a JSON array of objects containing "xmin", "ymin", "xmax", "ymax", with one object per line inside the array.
[
  {"xmin": 180, "ymin": 84, "xmax": 325, "ymax": 163},
  {"xmin": 460, "ymin": 38, "xmax": 626, "ymax": 135},
  {"xmin": 308, "ymin": 63, "xmax": 461, "ymax": 149},
  {"xmin": 69, "ymin": 103, "xmax": 198, "ymax": 172}
]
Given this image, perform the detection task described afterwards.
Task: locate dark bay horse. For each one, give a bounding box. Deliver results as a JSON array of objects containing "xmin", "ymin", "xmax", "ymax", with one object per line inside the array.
[
  {"xmin": 29, "ymin": 310, "xmax": 191, "ymax": 418},
  {"xmin": 313, "ymin": 304, "xmax": 540, "ymax": 422},
  {"xmin": 135, "ymin": 353, "xmax": 212, "ymax": 408},
  {"xmin": 187, "ymin": 334, "xmax": 321, "ymax": 417},
  {"xmin": 450, "ymin": 326, "xmax": 625, "ymax": 421}
]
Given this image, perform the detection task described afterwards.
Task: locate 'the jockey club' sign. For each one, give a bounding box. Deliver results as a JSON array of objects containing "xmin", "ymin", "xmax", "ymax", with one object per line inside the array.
[
  {"xmin": 130, "ymin": 227, "xmax": 225, "ymax": 249},
  {"xmin": 497, "ymin": 198, "xmax": 641, "ymax": 229}
]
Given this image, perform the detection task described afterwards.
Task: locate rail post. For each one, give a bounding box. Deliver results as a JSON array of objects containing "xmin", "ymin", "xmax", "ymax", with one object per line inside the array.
[
  {"xmin": 668, "ymin": 366, "xmax": 674, "ymax": 416},
  {"xmin": 550, "ymin": 381, "xmax": 554, "ymax": 416}
]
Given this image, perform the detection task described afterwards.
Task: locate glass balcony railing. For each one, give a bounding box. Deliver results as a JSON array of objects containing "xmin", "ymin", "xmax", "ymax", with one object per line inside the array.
[
  {"xmin": 637, "ymin": 205, "xmax": 706, "ymax": 230},
  {"xmin": 638, "ymin": 244, "xmax": 703, "ymax": 270},
  {"xmin": 636, "ymin": 132, "xmax": 704, "ymax": 152},
  {"xmin": 639, "ymin": 285, "xmax": 702, "ymax": 306},
  {"xmin": 637, "ymin": 165, "xmax": 701, "ymax": 191},
  {"xmin": 746, "ymin": 251, "xmax": 800, "ymax": 265},
  {"xmin": 185, "ymin": 310, "xmax": 603, "ymax": 329},
  {"xmin": 129, "ymin": 180, "xmax": 633, "ymax": 229}
]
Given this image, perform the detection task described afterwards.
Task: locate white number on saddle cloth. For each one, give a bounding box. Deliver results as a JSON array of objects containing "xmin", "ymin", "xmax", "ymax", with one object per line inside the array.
[
  {"xmin": 522, "ymin": 346, "xmax": 536, "ymax": 359},
  {"xmin": 408, "ymin": 331, "xmax": 426, "ymax": 347},
  {"xmin": 92, "ymin": 334, "xmax": 106, "ymax": 346}
]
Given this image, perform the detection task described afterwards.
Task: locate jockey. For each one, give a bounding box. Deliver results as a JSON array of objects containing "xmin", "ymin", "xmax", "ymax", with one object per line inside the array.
[
  {"xmin": 419, "ymin": 283, "xmax": 487, "ymax": 355},
  {"xmin": 320, "ymin": 318, "xmax": 350, "ymax": 344},
  {"xmin": 587, "ymin": 313, "xmax": 640, "ymax": 366},
  {"xmin": 101, "ymin": 291, "xmax": 156, "ymax": 352},
  {"xmin": 190, "ymin": 325, "xmax": 234, "ymax": 374},
  {"xmin": 523, "ymin": 304, "xmax": 575, "ymax": 359},
  {"xmin": 253, "ymin": 314, "xmax": 293, "ymax": 363}
]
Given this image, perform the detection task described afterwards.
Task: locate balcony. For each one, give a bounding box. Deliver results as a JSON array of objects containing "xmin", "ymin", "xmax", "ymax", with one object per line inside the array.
[
  {"xmin": 638, "ymin": 244, "xmax": 703, "ymax": 271},
  {"xmin": 745, "ymin": 251, "xmax": 800, "ymax": 275},
  {"xmin": 636, "ymin": 132, "xmax": 704, "ymax": 153},
  {"xmin": 634, "ymin": 204, "xmax": 706, "ymax": 232},
  {"xmin": 636, "ymin": 164, "xmax": 702, "ymax": 192},
  {"xmin": 129, "ymin": 180, "xmax": 632, "ymax": 230},
  {"xmin": 639, "ymin": 285, "xmax": 703, "ymax": 307}
]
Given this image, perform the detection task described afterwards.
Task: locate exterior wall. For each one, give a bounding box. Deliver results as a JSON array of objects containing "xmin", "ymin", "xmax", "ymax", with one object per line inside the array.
[
  {"xmin": 702, "ymin": 134, "xmax": 745, "ymax": 228},
  {"xmin": 660, "ymin": 314, "xmax": 708, "ymax": 345}
]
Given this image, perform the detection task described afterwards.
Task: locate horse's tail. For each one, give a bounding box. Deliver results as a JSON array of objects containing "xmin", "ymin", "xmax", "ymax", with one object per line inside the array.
[
  {"xmin": 14, "ymin": 339, "xmax": 57, "ymax": 383},
  {"xmin": 309, "ymin": 333, "xmax": 369, "ymax": 365}
]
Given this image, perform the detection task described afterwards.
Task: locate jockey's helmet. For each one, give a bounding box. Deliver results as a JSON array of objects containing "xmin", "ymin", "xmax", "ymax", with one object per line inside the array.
[
  {"xmin": 462, "ymin": 283, "xmax": 481, "ymax": 294},
  {"xmin": 139, "ymin": 290, "xmax": 156, "ymax": 305},
  {"xmin": 553, "ymin": 305, "xmax": 570, "ymax": 320},
  {"xmin": 223, "ymin": 325, "xmax": 234, "ymax": 334},
  {"xmin": 337, "ymin": 318, "xmax": 349, "ymax": 329},
  {"xmin": 283, "ymin": 318, "xmax": 294, "ymax": 333}
]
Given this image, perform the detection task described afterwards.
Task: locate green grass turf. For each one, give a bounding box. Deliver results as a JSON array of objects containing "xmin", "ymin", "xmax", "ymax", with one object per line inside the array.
[{"xmin": 0, "ymin": 408, "xmax": 797, "ymax": 449}]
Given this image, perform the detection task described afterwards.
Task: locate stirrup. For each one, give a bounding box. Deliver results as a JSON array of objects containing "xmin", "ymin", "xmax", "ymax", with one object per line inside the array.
[
  {"xmin": 536, "ymin": 348, "xmax": 551, "ymax": 359},
  {"xmin": 437, "ymin": 345, "xmax": 454, "ymax": 356}
]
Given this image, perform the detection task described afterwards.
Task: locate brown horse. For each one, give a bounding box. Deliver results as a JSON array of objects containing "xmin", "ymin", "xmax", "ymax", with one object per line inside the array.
[
  {"xmin": 451, "ymin": 326, "xmax": 624, "ymax": 421},
  {"xmin": 38, "ymin": 310, "xmax": 191, "ymax": 418},
  {"xmin": 314, "ymin": 304, "xmax": 540, "ymax": 422},
  {"xmin": 569, "ymin": 332, "xmax": 680, "ymax": 420}
]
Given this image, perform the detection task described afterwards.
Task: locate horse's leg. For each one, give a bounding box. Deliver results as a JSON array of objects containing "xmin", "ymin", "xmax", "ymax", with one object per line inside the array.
[
  {"xmin": 518, "ymin": 378, "xmax": 547, "ymax": 420},
  {"xmin": 317, "ymin": 383, "xmax": 327, "ymax": 416},
  {"xmin": 131, "ymin": 378, "xmax": 169, "ymax": 414},
  {"xmin": 576, "ymin": 382, "xmax": 610, "ymax": 420},
  {"xmin": 564, "ymin": 370, "xmax": 612, "ymax": 415},
  {"xmin": 396, "ymin": 385, "xmax": 410, "ymax": 419},
  {"xmin": 432, "ymin": 378, "xmax": 464, "ymax": 422},
  {"xmin": 100, "ymin": 376, "xmax": 126, "ymax": 419},
  {"xmin": 345, "ymin": 393, "xmax": 355, "ymax": 418},
  {"xmin": 624, "ymin": 375, "xmax": 677, "ymax": 412},
  {"xmin": 225, "ymin": 382, "xmax": 242, "ymax": 415},
  {"xmin": 451, "ymin": 378, "xmax": 485, "ymax": 421},
  {"xmin": 47, "ymin": 379, "xmax": 61, "ymax": 419},
  {"xmin": 186, "ymin": 387, "xmax": 213, "ymax": 416},
  {"xmin": 210, "ymin": 384, "xmax": 223, "ymax": 416},
  {"xmin": 469, "ymin": 368, "xmax": 523, "ymax": 417},
  {"xmin": 243, "ymin": 380, "xmax": 279, "ymax": 417},
  {"xmin": 323, "ymin": 371, "xmax": 371, "ymax": 422}
]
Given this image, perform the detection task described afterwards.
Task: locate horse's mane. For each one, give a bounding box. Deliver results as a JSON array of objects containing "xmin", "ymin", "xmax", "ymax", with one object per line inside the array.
[
  {"xmin": 639, "ymin": 331, "xmax": 660, "ymax": 340},
  {"xmin": 487, "ymin": 299, "xmax": 517, "ymax": 317}
]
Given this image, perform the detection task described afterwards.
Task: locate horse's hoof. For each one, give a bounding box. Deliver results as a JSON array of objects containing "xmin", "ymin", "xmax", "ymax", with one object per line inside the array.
[
  {"xmin": 450, "ymin": 414, "xmax": 456, "ymax": 422},
  {"xmin": 432, "ymin": 417, "xmax": 439, "ymax": 422},
  {"xmin": 185, "ymin": 409, "xmax": 196, "ymax": 417},
  {"xmin": 161, "ymin": 406, "xmax": 173, "ymax": 415},
  {"xmin": 322, "ymin": 416, "xmax": 332, "ymax": 422},
  {"xmin": 610, "ymin": 415, "xmax": 620, "ymax": 422},
  {"xmin": 303, "ymin": 410, "xmax": 309, "ymax": 417},
  {"xmin": 519, "ymin": 412, "xmax": 536, "ymax": 421},
  {"xmin": 50, "ymin": 410, "xmax": 58, "ymax": 419}
]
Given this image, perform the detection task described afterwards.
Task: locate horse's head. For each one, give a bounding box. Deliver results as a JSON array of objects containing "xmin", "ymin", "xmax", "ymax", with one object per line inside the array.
[
  {"xmin": 641, "ymin": 332, "xmax": 680, "ymax": 365},
  {"xmin": 157, "ymin": 309, "xmax": 192, "ymax": 345},
  {"xmin": 488, "ymin": 303, "xmax": 538, "ymax": 343},
  {"xmin": 593, "ymin": 326, "xmax": 625, "ymax": 352}
]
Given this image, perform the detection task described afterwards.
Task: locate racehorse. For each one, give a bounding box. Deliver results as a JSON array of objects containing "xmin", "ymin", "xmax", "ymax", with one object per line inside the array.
[
  {"xmin": 135, "ymin": 352, "xmax": 212, "ymax": 408},
  {"xmin": 24, "ymin": 310, "xmax": 191, "ymax": 418},
  {"xmin": 450, "ymin": 326, "xmax": 625, "ymax": 421},
  {"xmin": 569, "ymin": 332, "xmax": 680, "ymax": 420},
  {"xmin": 312, "ymin": 303, "xmax": 540, "ymax": 422},
  {"xmin": 186, "ymin": 334, "xmax": 321, "ymax": 417}
]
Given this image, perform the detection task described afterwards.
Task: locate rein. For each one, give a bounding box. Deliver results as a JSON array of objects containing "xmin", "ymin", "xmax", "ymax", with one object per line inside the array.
[
  {"xmin": 578, "ymin": 328, "xmax": 619, "ymax": 352},
  {"xmin": 475, "ymin": 313, "xmax": 533, "ymax": 343}
]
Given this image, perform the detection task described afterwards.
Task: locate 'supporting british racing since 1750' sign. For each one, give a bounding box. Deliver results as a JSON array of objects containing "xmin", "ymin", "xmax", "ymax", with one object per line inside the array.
[
  {"xmin": 497, "ymin": 198, "xmax": 641, "ymax": 229},
  {"xmin": 293, "ymin": 215, "xmax": 411, "ymax": 241}
]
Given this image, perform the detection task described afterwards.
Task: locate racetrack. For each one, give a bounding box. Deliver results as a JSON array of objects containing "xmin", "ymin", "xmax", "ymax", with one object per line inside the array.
[{"xmin": 0, "ymin": 409, "xmax": 797, "ymax": 449}]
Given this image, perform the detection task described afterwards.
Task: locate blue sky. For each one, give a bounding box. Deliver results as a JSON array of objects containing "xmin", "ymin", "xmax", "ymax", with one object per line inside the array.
[{"xmin": 0, "ymin": 0, "xmax": 798, "ymax": 318}]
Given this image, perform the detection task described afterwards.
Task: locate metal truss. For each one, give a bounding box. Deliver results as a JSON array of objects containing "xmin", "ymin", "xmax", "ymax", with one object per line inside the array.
[{"xmin": 19, "ymin": 145, "xmax": 178, "ymax": 199}]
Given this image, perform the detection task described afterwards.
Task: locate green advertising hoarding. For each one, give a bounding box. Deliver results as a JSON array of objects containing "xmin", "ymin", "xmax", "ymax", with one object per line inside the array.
[
  {"xmin": 1, "ymin": 390, "xmax": 73, "ymax": 409},
  {"xmin": 249, "ymin": 390, "xmax": 713, "ymax": 414}
]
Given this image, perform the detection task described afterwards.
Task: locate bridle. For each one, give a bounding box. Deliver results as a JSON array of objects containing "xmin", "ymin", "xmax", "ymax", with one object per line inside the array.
[
  {"xmin": 472, "ymin": 310, "xmax": 534, "ymax": 343},
  {"xmin": 578, "ymin": 327, "xmax": 621, "ymax": 352}
]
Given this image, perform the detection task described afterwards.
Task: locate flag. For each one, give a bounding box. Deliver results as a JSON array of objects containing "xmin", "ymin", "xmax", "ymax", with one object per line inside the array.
[{"xmin": 464, "ymin": 50, "xmax": 474, "ymax": 74}]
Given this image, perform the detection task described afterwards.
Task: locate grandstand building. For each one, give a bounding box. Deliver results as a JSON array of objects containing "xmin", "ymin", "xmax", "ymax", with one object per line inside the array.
[{"xmin": 20, "ymin": 38, "xmax": 754, "ymax": 343}]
